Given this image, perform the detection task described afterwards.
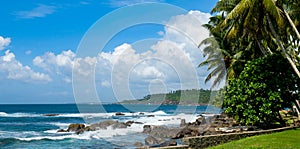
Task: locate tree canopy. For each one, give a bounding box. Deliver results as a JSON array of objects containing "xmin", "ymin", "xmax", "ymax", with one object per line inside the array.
[
  {"xmin": 199, "ymin": 0, "xmax": 300, "ymax": 128},
  {"xmin": 223, "ymin": 53, "xmax": 300, "ymax": 127}
]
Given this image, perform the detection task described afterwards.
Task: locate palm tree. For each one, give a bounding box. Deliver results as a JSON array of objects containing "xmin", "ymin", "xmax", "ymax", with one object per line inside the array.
[{"xmin": 200, "ymin": 0, "xmax": 300, "ymax": 115}]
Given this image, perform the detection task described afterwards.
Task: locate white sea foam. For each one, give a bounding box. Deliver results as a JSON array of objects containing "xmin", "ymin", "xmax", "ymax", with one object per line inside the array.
[
  {"xmin": 0, "ymin": 131, "xmax": 41, "ymax": 139},
  {"xmin": 0, "ymin": 110, "xmax": 169, "ymax": 118},
  {"xmin": 49, "ymin": 122, "xmax": 70, "ymax": 128},
  {"xmin": 43, "ymin": 129, "xmax": 73, "ymax": 134},
  {"xmin": 129, "ymin": 113, "xmax": 197, "ymax": 126},
  {"xmin": 80, "ymin": 125, "xmax": 144, "ymax": 139},
  {"xmin": 17, "ymin": 134, "xmax": 90, "ymax": 141},
  {"xmin": 0, "ymin": 113, "xmax": 40, "ymax": 117},
  {"xmin": 0, "ymin": 112, "xmax": 7, "ymax": 116}
]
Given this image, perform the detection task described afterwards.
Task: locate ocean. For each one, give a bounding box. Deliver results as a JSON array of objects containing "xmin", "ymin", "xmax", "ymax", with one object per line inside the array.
[{"xmin": 0, "ymin": 104, "xmax": 220, "ymax": 149}]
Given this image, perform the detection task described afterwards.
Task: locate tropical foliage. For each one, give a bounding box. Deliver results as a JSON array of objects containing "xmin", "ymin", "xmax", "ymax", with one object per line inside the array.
[
  {"xmin": 223, "ymin": 54, "xmax": 300, "ymax": 127},
  {"xmin": 199, "ymin": 0, "xmax": 300, "ymax": 127}
]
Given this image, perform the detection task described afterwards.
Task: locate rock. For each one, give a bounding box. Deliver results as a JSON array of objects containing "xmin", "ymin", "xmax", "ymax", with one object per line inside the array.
[
  {"xmin": 145, "ymin": 136, "xmax": 166, "ymax": 145},
  {"xmin": 90, "ymin": 120, "xmax": 118, "ymax": 129},
  {"xmin": 125, "ymin": 121, "xmax": 134, "ymax": 126},
  {"xmin": 125, "ymin": 121, "xmax": 143, "ymax": 127},
  {"xmin": 75, "ymin": 129, "xmax": 85, "ymax": 134},
  {"xmin": 83, "ymin": 126, "xmax": 95, "ymax": 131},
  {"xmin": 112, "ymin": 122, "xmax": 128, "ymax": 129},
  {"xmin": 115, "ymin": 112, "xmax": 125, "ymax": 116},
  {"xmin": 168, "ymin": 140, "xmax": 177, "ymax": 146},
  {"xmin": 180, "ymin": 119, "xmax": 186, "ymax": 127},
  {"xmin": 57, "ymin": 129, "xmax": 67, "ymax": 132},
  {"xmin": 43, "ymin": 114, "xmax": 59, "ymax": 116},
  {"xmin": 143, "ymin": 125, "xmax": 181, "ymax": 139},
  {"xmin": 133, "ymin": 142, "xmax": 144, "ymax": 147},
  {"xmin": 173, "ymin": 126, "xmax": 201, "ymax": 139},
  {"xmin": 67, "ymin": 124, "xmax": 85, "ymax": 132},
  {"xmin": 134, "ymin": 122, "xmax": 143, "ymax": 124},
  {"xmin": 143, "ymin": 125, "xmax": 152, "ymax": 133}
]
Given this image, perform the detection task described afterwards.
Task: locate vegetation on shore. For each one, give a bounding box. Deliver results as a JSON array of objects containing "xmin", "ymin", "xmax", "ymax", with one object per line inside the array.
[
  {"xmin": 208, "ymin": 128, "xmax": 300, "ymax": 149},
  {"xmin": 120, "ymin": 89, "xmax": 220, "ymax": 105},
  {"xmin": 200, "ymin": 0, "xmax": 300, "ymax": 128}
]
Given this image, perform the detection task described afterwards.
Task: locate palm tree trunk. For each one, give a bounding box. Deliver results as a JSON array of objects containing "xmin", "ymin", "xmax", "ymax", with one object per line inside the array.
[
  {"xmin": 284, "ymin": 9, "xmax": 300, "ymax": 40},
  {"xmin": 267, "ymin": 15, "xmax": 300, "ymax": 79},
  {"xmin": 267, "ymin": 15, "xmax": 300, "ymax": 120}
]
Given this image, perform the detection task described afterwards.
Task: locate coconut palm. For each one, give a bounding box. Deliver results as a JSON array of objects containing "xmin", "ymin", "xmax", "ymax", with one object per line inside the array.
[{"xmin": 200, "ymin": 0, "xmax": 300, "ymax": 117}]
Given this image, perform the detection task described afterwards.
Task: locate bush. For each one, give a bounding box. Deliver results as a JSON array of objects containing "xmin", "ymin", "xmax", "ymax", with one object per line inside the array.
[{"xmin": 223, "ymin": 53, "xmax": 300, "ymax": 128}]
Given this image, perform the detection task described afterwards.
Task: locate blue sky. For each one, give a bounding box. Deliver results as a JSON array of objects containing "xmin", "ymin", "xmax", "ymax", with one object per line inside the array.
[{"xmin": 0, "ymin": 0, "xmax": 219, "ymax": 104}]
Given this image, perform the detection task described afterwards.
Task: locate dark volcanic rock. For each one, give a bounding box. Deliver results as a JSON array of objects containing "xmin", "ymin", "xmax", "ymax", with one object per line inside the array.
[
  {"xmin": 145, "ymin": 136, "xmax": 166, "ymax": 145},
  {"xmin": 143, "ymin": 125, "xmax": 152, "ymax": 133},
  {"xmin": 143, "ymin": 125, "xmax": 181, "ymax": 139},
  {"xmin": 115, "ymin": 112, "xmax": 125, "ymax": 116},
  {"xmin": 90, "ymin": 120, "xmax": 118, "ymax": 130},
  {"xmin": 43, "ymin": 114, "xmax": 59, "ymax": 116},
  {"xmin": 125, "ymin": 121, "xmax": 143, "ymax": 127},
  {"xmin": 168, "ymin": 139, "xmax": 177, "ymax": 146},
  {"xmin": 57, "ymin": 129, "xmax": 67, "ymax": 132},
  {"xmin": 180, "ymin": 119, "xmax": 186, "ymax": 127},
  {"xmin": 112, "ymin": 122, "xmax": 128, "ymax": 129},
  {"xmin": 67, "ymin": 124, "xmax": 85, "ymax": 132}
]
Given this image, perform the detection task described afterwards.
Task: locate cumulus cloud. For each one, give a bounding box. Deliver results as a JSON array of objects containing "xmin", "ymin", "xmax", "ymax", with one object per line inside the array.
[
  {"xmin": 15, "ymin": 4, "xmax": 56, "ymax": 19},
  {"xmin": 34, "ymin": 50, "xmax": 98, "ymax": 83},
  {"xmin": 0, "ymin": 50, "xmax": 52, "ymax": 83},
  {"xmin": 34, "ymin": 50, "xmax": 75, "ymax": 73},
  {"xmin": 29, "ymin": 10, "xmax": 214, "ymax": 100},
  {"xmin": 0, "ymin": 36, "xmax": 11, "ymax": 50},
  {"xmin": 75, "ymin": 10, "xmax": 212, "ymax": 100},
  {"xmin": 33, "ymin": 50, "xmax": 75, "ymax": 82}
]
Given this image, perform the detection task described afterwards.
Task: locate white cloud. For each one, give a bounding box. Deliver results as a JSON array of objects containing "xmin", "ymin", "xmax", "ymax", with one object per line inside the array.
[
  {"xmin": 91, "ymin": 10, "xmax": 213, "ymax": 100},
  {"xmin": 0, "ymin": 50, "xmax": 52, "ymax": 83},
  {"xmin": 34, "ymin": 50, "xmax": 98, "ymax": 82},
  {"xmin": 25, "ymin": 50, "xmax": 32, "ymax": 55},
  {"xmin": 33, "ymin": 50, "xmax": 75, "ymax": 73},
  {"xmin": 15, "ymin": 4, "xmax": 56, "ymax": 19},
  {"xmin": 164, "ymin": 10, "xmax": 210, "ymax": 46},
  {"xmin": 73, "ymin": 56, "xmax": 97, "ymax": 76},
  {"xmin": 34, "ymin": 50, "xmax": 75, "ymax": 82},
  {"xmin": 27, "ymin": 10, "xmax": 214, "ymax": 100},
  {"xmin": 0, "ymin": 36, "xmax": 11, "ymax": 50}
]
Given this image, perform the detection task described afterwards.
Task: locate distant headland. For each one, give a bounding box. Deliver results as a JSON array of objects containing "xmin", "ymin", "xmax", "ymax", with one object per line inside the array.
[{"xmin": 119, "ymin": 89, "xmax": 223, "ymax": 106}]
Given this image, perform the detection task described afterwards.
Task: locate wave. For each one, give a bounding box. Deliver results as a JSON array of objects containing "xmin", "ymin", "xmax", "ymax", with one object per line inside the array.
[
  {"xmin": 0, "ymin": 110, "xmax": 168, "ymax": 118},
  {"xmin": 0, "ymin": 112, "xmax": 7, "ymax": 116},
  {"xmin": 16, "ymin": 126, "xmax": 143, "ymax": 141}
]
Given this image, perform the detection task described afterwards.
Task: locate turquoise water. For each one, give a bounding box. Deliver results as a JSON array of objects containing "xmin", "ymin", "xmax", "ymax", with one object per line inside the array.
[{"xmin": 0, "ymin": 104, "xmax": 220, "ymax": 148}]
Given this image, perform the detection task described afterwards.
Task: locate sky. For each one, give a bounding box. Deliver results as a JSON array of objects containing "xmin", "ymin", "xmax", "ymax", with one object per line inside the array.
[{"xmin": 0, "ymin": 0, "xmax": 220, "ymax": 104}]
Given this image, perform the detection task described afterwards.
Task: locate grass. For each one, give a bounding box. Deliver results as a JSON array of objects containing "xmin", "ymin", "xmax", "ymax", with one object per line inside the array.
[{"xmin": 208, "ymin": 128, "xmax": 300, "ymax": 149}]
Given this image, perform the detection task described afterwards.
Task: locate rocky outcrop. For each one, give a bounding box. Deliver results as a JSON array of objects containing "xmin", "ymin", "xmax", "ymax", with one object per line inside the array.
[
  {"xmin": 58, "ymin": 120, "xmax": 144, "ymax": 134},
  {"xmin": 142, "ymin": 125, "xmax": 182, "ymax": 147},
  {"xmin": 115, "ymin": 112, "xmax": 125, "ymax": 116},
  {"xmin": 43, "ymin": 114, "xmax": 59, "ymax": 116},
  {"xmin": 145, "ymin": 136, "xmax": 166, "ymax": 145},
  {"xmin": 67, "ymin": 124, "xmax": 85, "ymax": 132},
  {"xmin": 173, "ymin": 113, "xmax": 254, "ymax": 138}
]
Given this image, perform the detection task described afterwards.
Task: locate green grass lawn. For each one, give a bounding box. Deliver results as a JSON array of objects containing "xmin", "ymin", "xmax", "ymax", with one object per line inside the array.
[{"xmin": 208, "ymin": 128, "xmax": 300, "ymax": 149}]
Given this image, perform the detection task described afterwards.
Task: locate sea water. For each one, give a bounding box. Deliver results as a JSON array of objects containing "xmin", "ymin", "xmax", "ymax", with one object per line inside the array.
[{"xmin": 0, "ymin": 104, "xmax": 220, "ymax": 149}]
